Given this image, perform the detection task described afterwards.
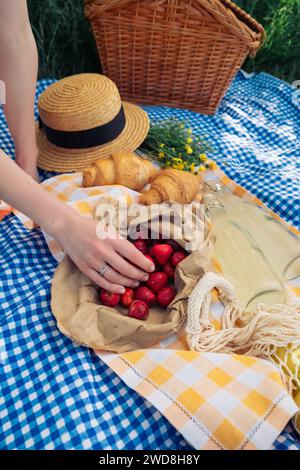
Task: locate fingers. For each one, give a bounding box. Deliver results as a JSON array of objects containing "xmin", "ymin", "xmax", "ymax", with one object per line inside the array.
[
  {"xmin": 114, "ymin": 239, "xmax": 155, "ymax": 272},
  {"xmin": 86, "ymin": 268, "xmax": 125, "ymax": 294},
  {"xmin": 106, "ymin": 250, "xmax": 150, "ymax": 282},
  {"xmin": 104, "ymin": 267, "xmax": 140, "ymax": 288},
  {"xmin": 89, "ymin": 255, "xmax": 142, "ymax": 286}
]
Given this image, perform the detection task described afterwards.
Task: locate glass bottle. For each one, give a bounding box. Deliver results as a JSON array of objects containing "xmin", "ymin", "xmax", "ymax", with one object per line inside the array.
[
  {"xmin": 205, "ymin": 181, "xmax": 300, "ymax": 281},
  {"xmin": 204, "ymin": 183, "xmax": 286, "ymax": 311}
]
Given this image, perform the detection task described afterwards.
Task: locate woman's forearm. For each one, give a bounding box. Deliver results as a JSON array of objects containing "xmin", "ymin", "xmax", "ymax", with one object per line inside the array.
[
  {"xmin": 0, "ymin": 150, "xmax": 74, "ymax": 236},
  {"xmin": 0, "ymin": 0, "xmax": 38, "ymax": 178}
]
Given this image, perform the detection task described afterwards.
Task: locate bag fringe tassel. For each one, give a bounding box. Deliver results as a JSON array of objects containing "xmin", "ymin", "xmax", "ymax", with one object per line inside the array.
[{"xmin": 186, "ymin": 272, "xmax": 300, "ymax": 393}]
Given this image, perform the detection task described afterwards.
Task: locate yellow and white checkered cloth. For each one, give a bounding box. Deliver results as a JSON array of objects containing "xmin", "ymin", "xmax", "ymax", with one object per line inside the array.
[
  {"xmin": 15, "ymin": 164, "xmax": 300, "ymax": 449},
  {"xmin": 101, "ymin": 350, "xmax": 295, "ymax": 450}
]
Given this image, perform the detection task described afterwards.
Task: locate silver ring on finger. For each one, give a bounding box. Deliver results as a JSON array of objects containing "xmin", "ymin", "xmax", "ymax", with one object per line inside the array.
[{"xmin": 98, "ymin": 262, "xmax": 110, "ymax": 277}]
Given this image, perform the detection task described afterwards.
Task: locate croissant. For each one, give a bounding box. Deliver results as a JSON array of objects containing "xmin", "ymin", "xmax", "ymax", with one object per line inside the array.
[
  {"xmin": 82, "ymin": 152, "xmax": 158, "ymax": 191},
  {"xmin": 139, "ymin": 168, "xmax": 202, "ymax": 205}
]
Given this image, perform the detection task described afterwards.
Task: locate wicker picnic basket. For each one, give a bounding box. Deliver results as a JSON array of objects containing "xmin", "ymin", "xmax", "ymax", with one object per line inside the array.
[{"xmin": 84, "ymin": 0, "xmax": 264, "ymax": 114}]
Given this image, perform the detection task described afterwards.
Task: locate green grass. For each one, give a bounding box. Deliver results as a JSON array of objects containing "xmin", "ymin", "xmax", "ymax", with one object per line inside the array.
[
  {"xmin": 236, "ymin": 0, "xmax": 300, "ymax": 82},
  {"xmin": 28, "ymin": 0, "xmax": 300, "ymax": 83},
  {"xmin": 28, "ymin": 0, "xmax": 101, "ymax": 78}
]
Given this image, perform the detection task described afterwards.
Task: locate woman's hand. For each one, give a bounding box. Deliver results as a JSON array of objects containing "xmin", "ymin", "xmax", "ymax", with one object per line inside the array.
[
  {"xmin": 0, "ymin": 152, "xmax": 154, "ymax": 294},
  {"xmin": 52, "ymin": 212, "xmax": 155, "ymax": 294}
]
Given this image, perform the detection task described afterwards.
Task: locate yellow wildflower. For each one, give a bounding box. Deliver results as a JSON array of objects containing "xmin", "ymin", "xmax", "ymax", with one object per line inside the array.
[
  {"xmin": 199, "ymin": 153, "xmax": 207, "ymax": 161},
  {"xmin": 189, "ymin": 163, "xmax": 195, "ymax": 172},
  {"xmin": 187, "ymin": 128, "xmax": 192, "ymax": 135},
  {"xmin": 185, "ymin": 145, "xmax": 193, "ymax": 154},
  {"xmin": 158, "ymin": 152, "xmax": 165, "ymax": 158},
  {"xmin": 159, "ymin": 143, "xmax": 165, "ymax": 148},
  {"xmin": 199, "ymin": 166, "xmax": 205, "ymax": 172},
  {"xmin": 186, "ymin": 137, "xmax": 193, "ymax": 144}
]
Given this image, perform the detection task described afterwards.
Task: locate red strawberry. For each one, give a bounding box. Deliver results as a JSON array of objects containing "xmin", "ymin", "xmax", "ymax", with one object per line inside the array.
[
  {"xmin": 133, "ymin": 239, "xmax": 148, "ymax": 254},
  {"xmin": 157, "ymin": 286, "xmax": 177, "ymax": 308},
  {"xmin": 163, "ymin": 261, "xmax": 175, "ymax": 279},
  {"xmin": 166, "ymin": 239, "xmax": 182, "ymax": 252},
  {"xmin": 146, "ymin": 272, "xmax": 168, "ymax": 293},
  {"xmin": 171, "ymin": 251, "xmax": 187, "ymax": 267},
  {"xmin": 121, "ymin": 288, "xmax": 134, "ymax": 307},
  {"xmin": 134, "ymin": 286, "xmax": 156, "ymax": 306},
  {"xmin": 99, "ymin": 289, "xmax": 120, "ymax": 307},
  {"xmin": 128, "ymin": 300, "xmax": 149, "ymax": 321},
  {"xmin": 153, "ymin": 244, "xmax": 173, "ymax": 265}
]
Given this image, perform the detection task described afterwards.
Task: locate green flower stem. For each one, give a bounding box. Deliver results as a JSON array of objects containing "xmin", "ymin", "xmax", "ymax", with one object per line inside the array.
[{"xmin": 140, "ymin": 118, "xmax": 213, "ymax": 173}]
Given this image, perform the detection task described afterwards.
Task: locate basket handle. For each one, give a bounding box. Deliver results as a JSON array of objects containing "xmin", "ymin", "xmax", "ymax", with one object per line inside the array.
[
  {"xmin": 85, "ymin": 0, "xmax": 265, "ymax": 53},
  {"xmin": 219, "ymin": 0, "xmax": 266, "ymax": 56},
  {"xmin": 197, "ymin": 0, "xmax": 264, "ymax": 50},
  {"xmin": 84, "ymin": 0, "xmax": 131, "ymax": 19}
]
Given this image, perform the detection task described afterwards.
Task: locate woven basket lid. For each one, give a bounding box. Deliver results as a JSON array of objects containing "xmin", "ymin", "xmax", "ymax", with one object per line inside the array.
[{"xmin": 37, "ymin": 73, "xmax": 149, "ymax": 172}]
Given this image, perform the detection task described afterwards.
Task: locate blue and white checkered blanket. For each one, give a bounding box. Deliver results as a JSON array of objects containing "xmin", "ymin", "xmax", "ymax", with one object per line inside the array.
[{"xmin": 0, "ymin": 72, "xmax": 299, "ymax": 449}]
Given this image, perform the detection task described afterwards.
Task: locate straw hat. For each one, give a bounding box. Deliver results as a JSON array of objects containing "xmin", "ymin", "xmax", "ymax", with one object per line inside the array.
[{"xmin": 37, "ymin": 73, "xmax": 150, "ymax": 172}]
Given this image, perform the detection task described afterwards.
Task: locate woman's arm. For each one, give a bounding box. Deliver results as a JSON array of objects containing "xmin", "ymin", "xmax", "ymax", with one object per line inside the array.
[
  {"xmin": 0, "ymin": 151, "xmax": 154, "ymax": 292},
  {"xmin": 0, "ymin": 0, "xmax": 38, "ymax": 180}
]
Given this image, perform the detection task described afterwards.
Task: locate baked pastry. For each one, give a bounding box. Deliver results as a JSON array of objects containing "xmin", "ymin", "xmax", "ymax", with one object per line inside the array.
[
  {"xmin": 82, "ymin": 152, "xmax": 158, "ymax": 191},
  {"xmin": 139, "ymin": 168, "xmax": 202, "ymax": 205}
]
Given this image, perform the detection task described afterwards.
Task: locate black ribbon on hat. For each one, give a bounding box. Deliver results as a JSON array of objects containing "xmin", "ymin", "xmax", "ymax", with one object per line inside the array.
[{"xmin": 39, "ymin": 105, "xmax": 126, "ymax": 150}]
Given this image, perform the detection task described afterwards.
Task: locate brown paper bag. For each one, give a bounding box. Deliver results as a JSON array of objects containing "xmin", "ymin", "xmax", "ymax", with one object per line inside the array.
[{"xmin": 51, "ymin": 198, "xmax": 212, "ymax": 353}]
